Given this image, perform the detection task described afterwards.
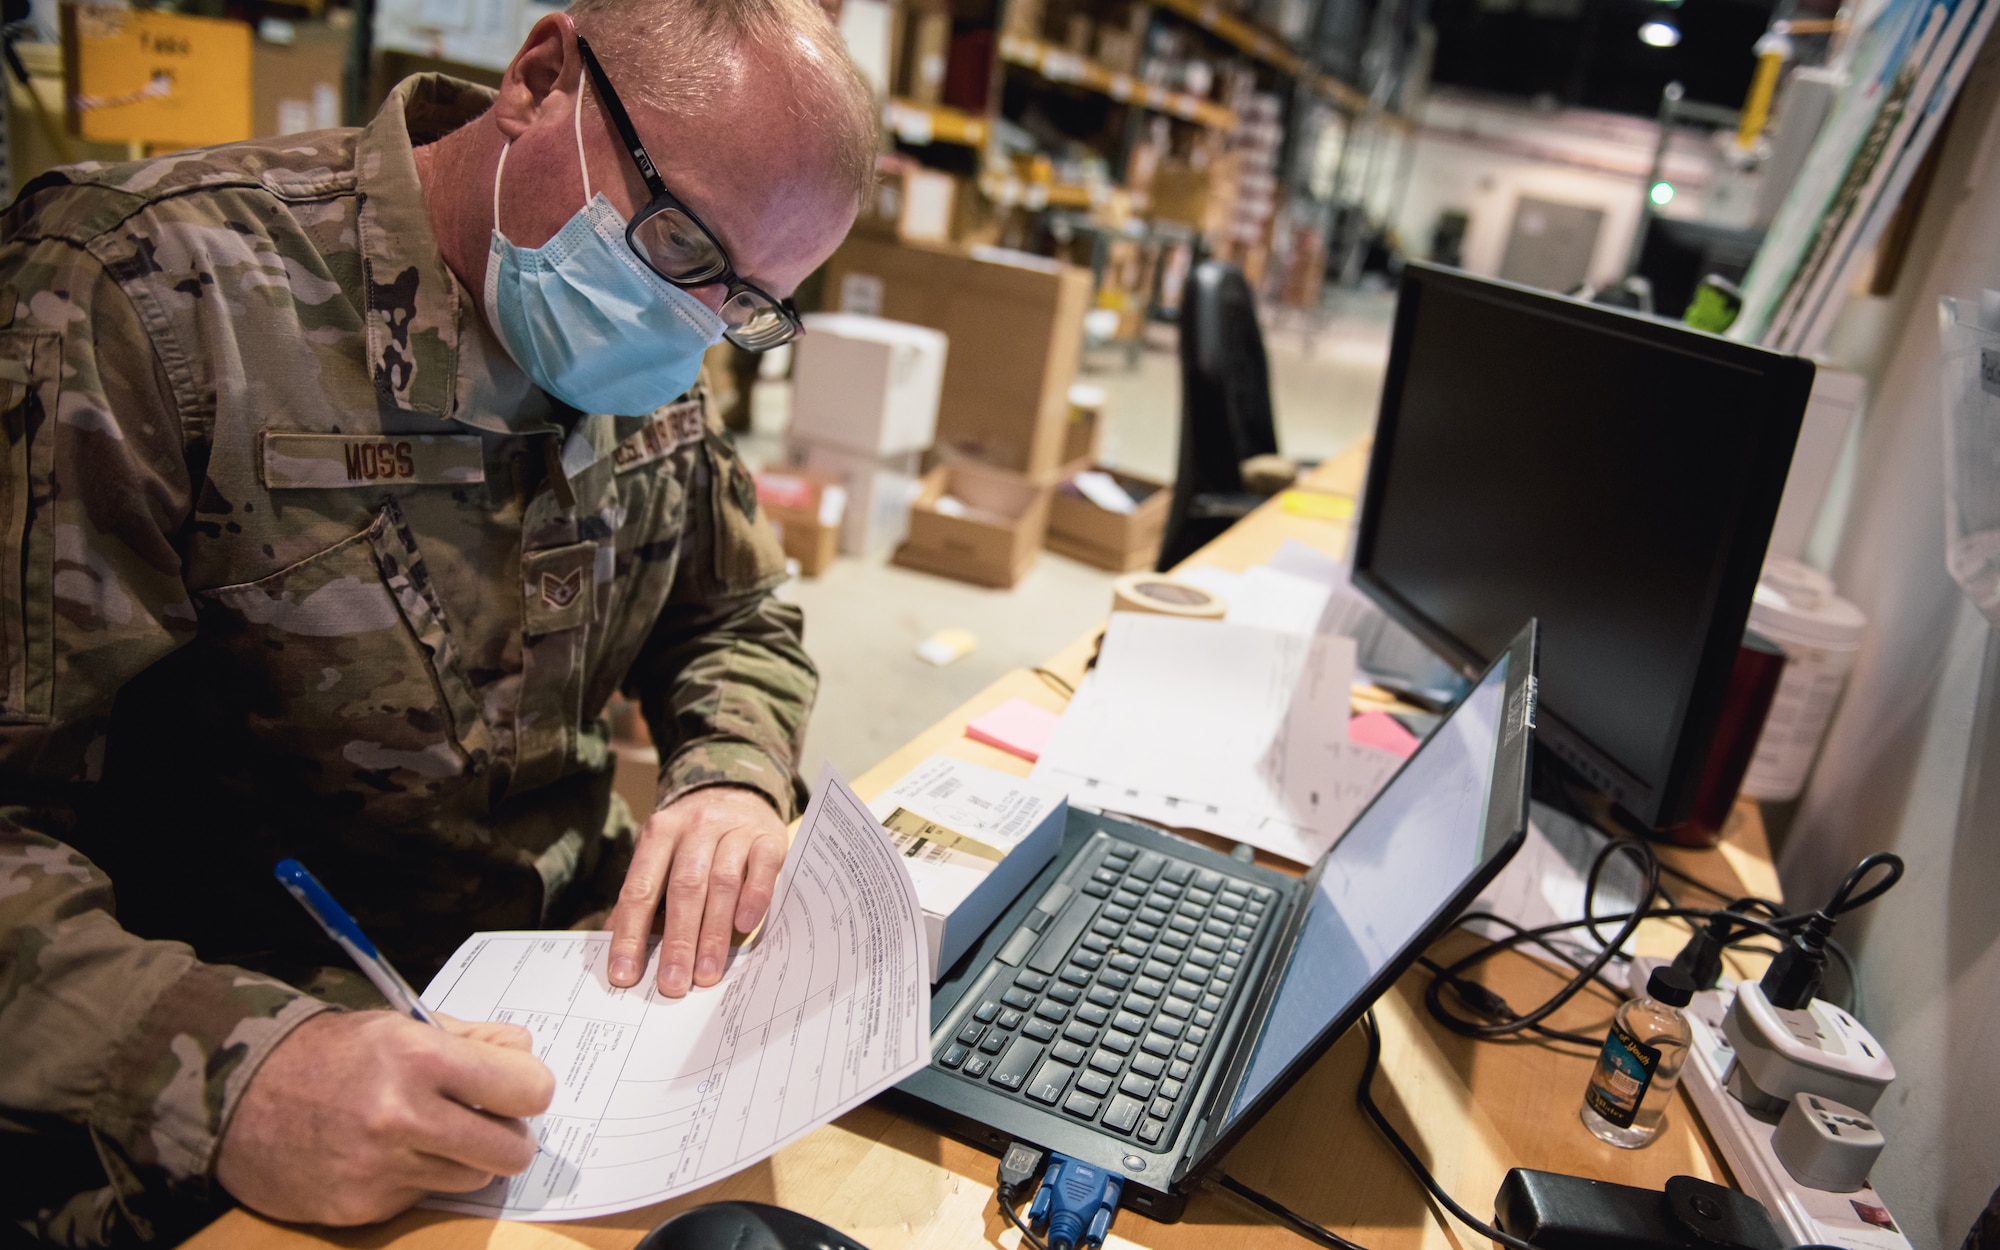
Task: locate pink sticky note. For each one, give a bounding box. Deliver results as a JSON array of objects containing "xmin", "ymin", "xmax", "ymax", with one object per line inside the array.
[
  {"xmin": 966, "ymin": 698, "xmax": 1063, "ymax": 762},
  {"xmin": 1350, "ymin": 710, "xmax": 1421, "ymax": 759}
]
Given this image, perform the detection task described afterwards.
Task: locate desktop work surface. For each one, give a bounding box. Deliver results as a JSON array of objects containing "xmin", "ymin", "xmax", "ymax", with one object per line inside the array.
[{"xmin": 186, "ymin": 448, "xmax": 1781, "ymax": 1250}]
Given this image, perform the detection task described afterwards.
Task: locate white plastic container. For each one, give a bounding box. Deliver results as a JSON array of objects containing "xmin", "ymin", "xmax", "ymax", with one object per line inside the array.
[{"xmin": 1740, "ymin": 559, "xmax": 1867, "ymax": 802}]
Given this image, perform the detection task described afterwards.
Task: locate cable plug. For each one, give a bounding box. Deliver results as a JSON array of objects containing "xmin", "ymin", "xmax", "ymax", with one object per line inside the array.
[
  {"xmin": 1670, "ymin": 915, "xmax": 1734, "ymax": 991},
  {"xmin": 1028, "ymin": 1153, "xmax": 1124, "ymax": 1250},
  {"xmin": 999, "ymin": 1141, "xmax": 1046, "ymax": 1202},
  {"xmin": 1761, "ymin": 910, "xmax": 1834, "ymax": 1010}
]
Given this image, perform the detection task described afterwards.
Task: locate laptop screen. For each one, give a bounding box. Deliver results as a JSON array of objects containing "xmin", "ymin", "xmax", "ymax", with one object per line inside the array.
[{"xmin": 1217, "ymin": 651, "xmax": 1512, "ymax": 1129}]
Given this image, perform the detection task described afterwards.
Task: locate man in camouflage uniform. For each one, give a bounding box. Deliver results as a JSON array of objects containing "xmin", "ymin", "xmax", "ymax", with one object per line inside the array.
[{"xmin": 0, "ymin": 0, "xmax": 875, "ymax": 1241}]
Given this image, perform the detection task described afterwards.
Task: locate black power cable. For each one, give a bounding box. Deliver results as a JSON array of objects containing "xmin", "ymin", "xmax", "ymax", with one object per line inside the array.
[
  {"xmin": 1354, "ymin": 1011, "xmax": 1542, "ymax": 1250},
  {"xmin": 1214, "ymin": 1174, "xmax": 1374, "ymax": 1250},
  {"xmin": 1215, "ymin": 850, "xmax": 1905, "ymax": 1250},
  {"xmin": 1418, "ymin": 836, "xmax": 1903, "ymax": 1043}
]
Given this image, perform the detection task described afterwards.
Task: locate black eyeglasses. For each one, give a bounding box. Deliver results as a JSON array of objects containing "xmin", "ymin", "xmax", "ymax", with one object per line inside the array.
[{"xmin": 575, "ymin": 36, "xmax": 804, "ymax": 351}]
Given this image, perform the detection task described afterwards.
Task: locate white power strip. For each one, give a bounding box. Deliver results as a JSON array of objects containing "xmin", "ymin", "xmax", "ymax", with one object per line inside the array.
[{"xmin": 1681, "ymin": 986, "xmax": 1912, "ymax": 1249}]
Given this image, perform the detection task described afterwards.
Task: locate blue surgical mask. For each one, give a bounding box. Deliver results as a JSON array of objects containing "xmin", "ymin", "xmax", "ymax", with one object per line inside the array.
[{"xmin": 482, "ymin": 85, "xmax": 725, "ymax": 417}]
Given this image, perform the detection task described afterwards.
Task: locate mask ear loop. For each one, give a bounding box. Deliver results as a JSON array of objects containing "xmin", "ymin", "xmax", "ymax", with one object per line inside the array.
[
  {"xmin": 574, "ymin": 74, "xmax": 593, "ymax": 203},
  {"xmin": 491, "ymin": 142, "xmax": 511, "ymax": 241},
  {"xmin": 490, "ymin": 69, "xmax": 590, "ymax": 243}
]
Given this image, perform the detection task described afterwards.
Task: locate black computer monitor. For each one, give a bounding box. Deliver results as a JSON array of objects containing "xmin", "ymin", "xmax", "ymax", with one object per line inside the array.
[{"xmin": 1351, "ymin": 263, "xmax": 1814, "ymax": 832}]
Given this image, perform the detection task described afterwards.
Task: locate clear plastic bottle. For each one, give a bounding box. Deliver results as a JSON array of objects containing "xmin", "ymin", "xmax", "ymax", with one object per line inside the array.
[{"xmin": 1580, "ymin": 965, "xmax": 1695, "ymax": 1148}]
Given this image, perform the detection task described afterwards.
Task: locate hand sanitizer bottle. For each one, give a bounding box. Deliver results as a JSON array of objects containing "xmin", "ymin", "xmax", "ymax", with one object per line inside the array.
[{"xmin": 1581, "ymin": 965, "xmax": 1695, "ymax": 1148}]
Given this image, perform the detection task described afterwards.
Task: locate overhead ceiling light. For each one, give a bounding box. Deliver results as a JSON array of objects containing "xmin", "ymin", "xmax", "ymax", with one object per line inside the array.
[
  {"xmin": 1650, "ymin": 180, "xmax": 1676, "ymax": 205},
  {"xmin": 1639, "ymin": 19, "xmax": 1682, "ymax": 46}
]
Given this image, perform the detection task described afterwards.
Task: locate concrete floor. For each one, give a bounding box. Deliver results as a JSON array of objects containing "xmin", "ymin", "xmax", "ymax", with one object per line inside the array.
[{"xmin": 755, "ymin": 291, "xmax": 1398, "ymax": 784}]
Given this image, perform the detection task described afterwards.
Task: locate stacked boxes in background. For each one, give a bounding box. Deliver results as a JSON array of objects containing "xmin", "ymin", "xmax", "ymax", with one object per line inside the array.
[
  {"xmin": 1046, "ymin": 465, "xmax": 1172, "ymax": 572},
  {"xmin": 1219, "ymin": 93, "xmax": 1284, "ymax": 284},
  {"xmin": 896, "ymin": 459, "xmax": 1056, "ymax": 588},
  {"xmin": 783, "ymin": 313, "xmax": 948, "ymax": 562},
  {"xmin": 819, "ymin": 237, "xmax": 1098, "ymax": 587}
]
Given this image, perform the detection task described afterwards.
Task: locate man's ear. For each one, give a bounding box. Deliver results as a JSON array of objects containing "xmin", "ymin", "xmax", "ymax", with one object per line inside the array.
[{"xmin": 493, "ymin": 12, "xmax": 580, "ymax": 142}]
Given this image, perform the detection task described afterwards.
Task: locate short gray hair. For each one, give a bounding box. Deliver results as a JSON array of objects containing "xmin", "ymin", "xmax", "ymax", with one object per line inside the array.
[{"xmin": 566, "ymin": 0, "xmax": 878, "ymax": 204}]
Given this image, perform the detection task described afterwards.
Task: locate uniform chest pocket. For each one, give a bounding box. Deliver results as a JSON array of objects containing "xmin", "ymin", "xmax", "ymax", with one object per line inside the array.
[{"xmin": 195, "ymin": 500, "xmax": 493, "ymax": 822}]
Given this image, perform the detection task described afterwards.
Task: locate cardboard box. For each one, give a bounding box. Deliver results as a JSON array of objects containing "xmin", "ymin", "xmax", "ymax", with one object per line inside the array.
[
  {"xmin": 64, "ymin": 6, "xmax": 253, "ymax": 147},
  {"xmin": 867, "ymin": 754, "xmax": 1066, "ymax": 980},
  {"xmin": 791, "ymin": 313, "xmax": 947, "ymax": 456},
  {"xmin": 253, "ymin": 20, "xmax": 346, "ymax": 138},
  {"xmin": 893, "ymin": 458, "xmax": 1052, "ymax": 588},
  {"xmin": 854, "ymin": 167, "xmax": 958, "ymax": 245},
  {"xmin": 822, "ymin": 237, "xmax": 1092, "ymax": 481},
  {"xmin": 784, "ymin": 439, "xmax": 923, "ymax": 557},
  {"xmin": 1046, "ymin": 466, "xmax": 1170, "ymax": 571},
  {"xmin": 901, "ymin": 8, "xmax": 952, "ymax": 104},
  {"xmin": 754, "ymin": 470, "xmax": 845, "ymax": 577},
  {"xmin": 1148, "ymin": 154, "xmax": 1240, "ymax": 234}
]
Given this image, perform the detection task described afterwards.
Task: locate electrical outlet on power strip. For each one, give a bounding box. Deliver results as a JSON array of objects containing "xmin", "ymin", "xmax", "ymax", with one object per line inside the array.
[{"xmin": 1681, "ymin": 985, "xmax": 1911, "ymax": 1250}]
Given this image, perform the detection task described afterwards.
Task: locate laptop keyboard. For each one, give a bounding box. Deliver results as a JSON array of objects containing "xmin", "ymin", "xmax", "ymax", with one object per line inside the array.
[{"xmin": 935, "ymin": 837, "xmax": 1275, "ymax": 1147}]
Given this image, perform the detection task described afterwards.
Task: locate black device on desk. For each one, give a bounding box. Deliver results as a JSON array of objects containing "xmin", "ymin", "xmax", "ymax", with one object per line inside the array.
[
  {"xmin": 893, "ymin": 622, "xmax": 1540, "ymax": 1221},
  {"xmin": 639, "ymin": 1201, "xmax": 870, "ymax": 1250},
  {"xmin": 1352, "ymin": 263, "xmax": 1814, "ymax": 835}
]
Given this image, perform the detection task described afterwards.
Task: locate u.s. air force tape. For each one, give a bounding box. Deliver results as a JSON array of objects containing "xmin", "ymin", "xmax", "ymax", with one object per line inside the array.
[
  {"xmin": 1111, "ymin": 572, "xmax": 1227, "ymax": 619},
  {"xmin": 260, "ymin": 433, "xmax": 485, "ymax": 489}
]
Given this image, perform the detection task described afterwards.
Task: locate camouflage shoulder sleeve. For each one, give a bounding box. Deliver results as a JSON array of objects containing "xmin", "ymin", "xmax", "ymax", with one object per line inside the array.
[
  {"xmin": 0, "ymin": 230, "xmax": 332, "ymax": 1242},
  {"xmin": 0, "ymin": 824, "xmax": 334, "ymax": 1244},
  {"xmin": 623, "ymin": 425, "xmax": 817, "ymax": 821}
]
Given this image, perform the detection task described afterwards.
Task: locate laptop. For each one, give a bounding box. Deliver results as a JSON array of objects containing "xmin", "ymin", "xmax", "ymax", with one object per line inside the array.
[{"xmin": 894, "ymin": 620, "xmax": 1540, "ymax": 1221}]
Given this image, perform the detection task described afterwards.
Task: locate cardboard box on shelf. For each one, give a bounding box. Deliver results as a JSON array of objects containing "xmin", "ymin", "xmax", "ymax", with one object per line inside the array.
[
  {"xmin": 1148, "ymin": 153, "xmax": 1241, "ymax": 234},
  {"xmin": 1046, "ymin": 466, "xmax": 1170, "ymax": 572},
  {"xmin": 822, "ymin": 237, "xmax": 1092, "ymax": 481},
  {"xmin": 791, "ymin": 313, "xmax": 948, "ymax": 456},
  {"xmin": 754, "ymin": 470, "xmax": 846, "ymax": 577},
  {"xmin": 253, "ymin": 20, "xmax": 347, "ymax": 137},
  {"xmin": 1001, "ymin": 0, "xmax": 1045, "ymax": 40},
  {"xmin": 951, "ymin": 184, "xmax": 1004, "ymax": 247},
  {"xmin": 893, "ymin": 458, "xmax": 1053, "ymax": 588},
  {"xmin": 64, "ymin": 6, "xmax": 254, "ymax": 147},
  {"xmin": 901, "ymin": 8, "xmax": 952, "ymax": 104},
  {"xmin": 854, "ymin": 167, "xmax": 959, "ymax": 245},
  {"xmin": 1094, "ymin": 28, "xmax": 1137, "ymax": 72},
  {"xmin": 1062, "ymin": 12, "xmax": 1095, "ymax": 52},
  {"xmin": 866, "ymin": 754, "xmax": 1066, "ymax": 979},
  {"xmin": 784, "ymin": 439, "xmax": 924, "ymax": 558}
]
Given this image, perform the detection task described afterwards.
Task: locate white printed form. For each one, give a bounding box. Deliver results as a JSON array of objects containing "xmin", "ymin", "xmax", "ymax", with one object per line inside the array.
[{"xmin": 419, "ymin": 766, "xmax": 929, "ymax": 1221}]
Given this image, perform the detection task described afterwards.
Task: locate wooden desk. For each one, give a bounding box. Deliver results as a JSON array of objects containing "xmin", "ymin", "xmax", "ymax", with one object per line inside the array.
[{"xmin": 188, "ymin": 443, "xmax": 1778, "ymax": 1250}]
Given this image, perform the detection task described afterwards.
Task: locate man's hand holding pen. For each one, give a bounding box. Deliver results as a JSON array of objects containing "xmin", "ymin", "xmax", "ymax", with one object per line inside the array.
[{"xmin": 216, "ymin": 1012, "xmax": 554, "ymax": 1225}]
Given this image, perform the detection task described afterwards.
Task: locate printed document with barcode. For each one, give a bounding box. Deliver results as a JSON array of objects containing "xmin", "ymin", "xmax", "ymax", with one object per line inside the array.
[{"xmin": 419, "ymin": 765, "xmax": 929, "ymax": 1220}]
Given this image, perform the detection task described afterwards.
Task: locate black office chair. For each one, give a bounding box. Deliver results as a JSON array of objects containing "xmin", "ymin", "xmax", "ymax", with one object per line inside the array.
[{"xmin": 1157, "ymin": 261, "xmax": 1283, "ymax": 570}]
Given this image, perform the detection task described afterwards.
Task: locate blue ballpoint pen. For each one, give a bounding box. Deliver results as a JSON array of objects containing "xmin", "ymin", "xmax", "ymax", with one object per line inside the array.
[{"xmin": 274, "ymin": 858, "xmax": 440, "ymax": 1026}]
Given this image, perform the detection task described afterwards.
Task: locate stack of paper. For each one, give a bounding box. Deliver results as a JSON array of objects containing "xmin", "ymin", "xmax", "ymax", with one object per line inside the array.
[
  {"xmin": 418, "ymin": 768, "xmax": 928, "ymax": 1221},
  {"xmin": 1031, "ymin": 613, "xmax": 1403, "ymax": 865}
]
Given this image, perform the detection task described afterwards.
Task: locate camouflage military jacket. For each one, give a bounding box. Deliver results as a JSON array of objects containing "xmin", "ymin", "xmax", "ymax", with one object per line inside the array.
[{"xmin": 0, "ymin": 75, "xmax": 815, "ymax": 1245}]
